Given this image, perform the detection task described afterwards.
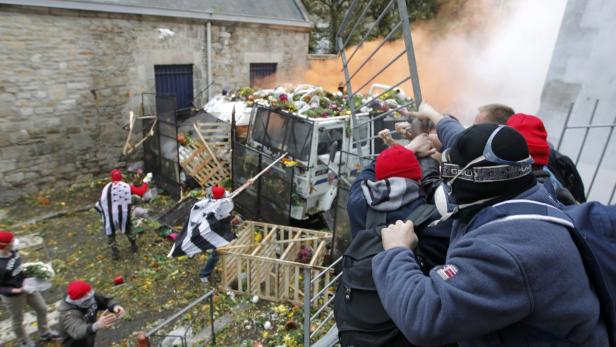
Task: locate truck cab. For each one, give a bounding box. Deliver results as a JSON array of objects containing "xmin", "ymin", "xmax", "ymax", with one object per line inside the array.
[{"xmin": 241, "ymin": 104, "xmax": 373, "ymax": 221}]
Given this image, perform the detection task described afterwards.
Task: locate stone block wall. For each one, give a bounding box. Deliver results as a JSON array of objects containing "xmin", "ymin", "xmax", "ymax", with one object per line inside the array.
[
  {"xmin": 210, "ymin": 23, "xmax": 310, "ymax": 91},
  {"xmin": 0, "ymin": 5, "xmax": 309, "ymax": 204}
]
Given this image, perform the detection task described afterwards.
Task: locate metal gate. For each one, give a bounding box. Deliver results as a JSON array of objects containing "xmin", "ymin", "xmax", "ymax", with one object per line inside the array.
[
  {"xmin": 337, "ymin": 0, "xmax": 422, "ymax": 166},
  {"xmin": 331, "ymin": 0, "xmax": 424, "ymax": 252},
  {"xmin": 142, "ymin": 93, "xmax": 182, "ymax": 198},
  {"xmin": 155, "ymin": 64, "xmax": 194, "ymax": 113},
  {"xmin": 556, "ymin": 100, "xmax": 616, "ymax": 204},
  {"xmin": 250, "ymin": 63, "xmax": 277, "ymax": 88},
  {"xmin": 231, "ymin": 141, "xmax": 294, "ymax": 225}
]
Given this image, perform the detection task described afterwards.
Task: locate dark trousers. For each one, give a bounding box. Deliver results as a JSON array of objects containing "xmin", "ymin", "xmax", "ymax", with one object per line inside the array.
[{"xmin": 199, "ymin": 250, "xmax": 219, "ymax": 278}]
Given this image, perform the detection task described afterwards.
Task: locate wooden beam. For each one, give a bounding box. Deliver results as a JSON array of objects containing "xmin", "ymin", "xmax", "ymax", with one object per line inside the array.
[
  {"xmin": 250, "ymin": 226, "xmax": 278, "ymax": 256},
  {"xmin": 309, "ymin": 240, "xmax": 327, "ymax": 267}
]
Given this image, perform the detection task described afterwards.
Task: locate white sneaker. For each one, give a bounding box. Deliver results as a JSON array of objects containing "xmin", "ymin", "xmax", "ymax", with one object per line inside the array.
[{"xmin": 200, "ymin": 277, "xmax": 209, "ymax": 284}]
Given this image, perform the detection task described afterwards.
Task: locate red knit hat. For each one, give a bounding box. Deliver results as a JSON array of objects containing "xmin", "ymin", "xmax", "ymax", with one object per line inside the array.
[
  {"xmin": 506, "ymin": 114, "xmax": 550, "ymax": 165},
  {"xmin": 111, "ymin": 169, "xmax": 122, "ymax": 182},
  {"xmin": 67, "ymin": 280, "xmax": 92, "ymax": 300},
  {"xmin": 375, "ymin": 144, "xmax": 422, "ymax": 181},
  {"xmin": 0, "ymin": 231, "xmax": 14, "ymax": 250},
  {"xmin": 211, "ymin": 186, "xmax": 226, "ymax": 199}
]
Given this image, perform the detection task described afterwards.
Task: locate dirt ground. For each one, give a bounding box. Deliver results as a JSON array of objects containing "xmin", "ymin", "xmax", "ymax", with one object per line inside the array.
[
  {"xmin": 0, "ymin": 177, "xmax": 217, "ymax": 346},
  {"xmin": 0, "ymin": 177, "xmax": 310, "ymax": 347}
]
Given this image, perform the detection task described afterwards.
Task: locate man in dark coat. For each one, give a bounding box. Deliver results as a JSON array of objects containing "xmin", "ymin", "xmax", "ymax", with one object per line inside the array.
[{"xmin": 58, "ymin": 280, "xmax": 124, "ymax": 347}]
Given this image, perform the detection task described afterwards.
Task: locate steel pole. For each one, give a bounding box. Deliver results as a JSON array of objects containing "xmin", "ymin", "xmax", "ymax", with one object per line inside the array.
[{"xmin": 303, "ymin": 267, "xmax": 312, "ymax": 347}]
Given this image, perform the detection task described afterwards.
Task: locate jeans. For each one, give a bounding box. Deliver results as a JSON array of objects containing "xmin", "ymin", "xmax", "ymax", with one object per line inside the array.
[{"xmin": 199, "ymin": 250, "xmax": 219, "ymax": 278}]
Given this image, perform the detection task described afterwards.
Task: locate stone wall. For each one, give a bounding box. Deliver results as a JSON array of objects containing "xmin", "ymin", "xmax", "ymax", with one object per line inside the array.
[
  {"xmin": 210, "ymin": 23, "xmax": 310, "ymax": 91},
  {"xmin": 0, "ymin": 5, "xmax": 309, "ymax": 204}
]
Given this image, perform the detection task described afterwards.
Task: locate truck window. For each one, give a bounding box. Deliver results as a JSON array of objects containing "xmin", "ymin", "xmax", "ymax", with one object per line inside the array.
[
  {"xmin": 285, "ymin": 119, "xmax": 312, "ymax": 162},
  {"xmin": 318, "ymin": 128, "xmax": 343, "ymax": 155},
  {"xmin": 251, "ymin": 108, "xmax": 269, "ymax": 145},
  {"xmin": 266, "ymin": 111, "xmax": 287, "ymax": 151}
]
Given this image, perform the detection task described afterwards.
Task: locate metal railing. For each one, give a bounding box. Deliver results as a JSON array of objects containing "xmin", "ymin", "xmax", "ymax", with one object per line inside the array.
[
  {"xmin": 337, "ymin": 0, "xmax": 422, "ymax": 168},
  {"xmin": 302, "ymin": 257, "xmax": 343, "ymax": 346},
  {"xmin": 556, "ymin": 99, "xmax": 616, "ymax": 204},
  {"xmin": 136, "ymin": 290, "xmax": 216, "ymax": 347}
]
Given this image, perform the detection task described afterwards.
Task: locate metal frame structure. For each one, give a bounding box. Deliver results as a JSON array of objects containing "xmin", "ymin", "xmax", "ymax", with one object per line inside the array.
[
  {"xmin": 556, "ymin": 100, "xmax": 616, "ymax": 204},
  {"xmin": 337, "ymin": 0, "xmax": 422, "ymax": 167},
  {"xmin": 136, "ymin": 290, "xmax": 216, "ymax": 347}
]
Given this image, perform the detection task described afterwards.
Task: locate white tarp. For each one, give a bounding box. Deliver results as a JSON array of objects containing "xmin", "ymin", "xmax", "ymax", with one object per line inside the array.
[{"xmin": 203, "ymin": 96, "xmax": 252, "ymax": 125}]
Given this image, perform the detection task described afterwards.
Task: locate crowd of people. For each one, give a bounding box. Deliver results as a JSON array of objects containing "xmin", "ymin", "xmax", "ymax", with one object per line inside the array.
[
  {"xmin": 336, "ymin": 101, "xmax": 614, "ymax": 347},
  {"xmin": 1, "ymin": 98, "xmax": 613, "ymax": 347}
]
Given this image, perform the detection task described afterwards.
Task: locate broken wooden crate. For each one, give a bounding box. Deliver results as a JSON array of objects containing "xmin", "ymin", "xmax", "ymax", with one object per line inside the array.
[
  {"xmin": 218, "ymin": 221, "xmax": 334, "ymax": 305},
  {"xmin": 179, "ymin": 122, "xmax": 231, "ymax": 187}
]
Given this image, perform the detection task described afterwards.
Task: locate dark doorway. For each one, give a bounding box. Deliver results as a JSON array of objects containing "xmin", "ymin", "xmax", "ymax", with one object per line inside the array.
[
  {"xmin": 250, "ymin": 63, "xmax": 277, "ymax": 88},
  {"xmin": 154, "ymin": 64, "xmax": 194, "ymax": 111}
]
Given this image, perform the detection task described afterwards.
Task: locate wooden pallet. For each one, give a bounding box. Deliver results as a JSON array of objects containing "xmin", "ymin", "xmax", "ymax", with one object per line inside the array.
[
  {"xmin": 178, "ymin": 123, "xmax": 230, "ymax": 188},
  {"xmin": 218, "ymin": 221, "xmax": 334, "ymax": 305},
  {"xmin": 179, "ymin": 142, "xmax": 229, "ymax": 187}
]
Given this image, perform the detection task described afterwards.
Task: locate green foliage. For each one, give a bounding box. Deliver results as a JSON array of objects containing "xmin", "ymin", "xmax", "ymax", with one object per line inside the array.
[{"xmin": 303, "ymin": 0, "xmax": 439, "ymax": 53}]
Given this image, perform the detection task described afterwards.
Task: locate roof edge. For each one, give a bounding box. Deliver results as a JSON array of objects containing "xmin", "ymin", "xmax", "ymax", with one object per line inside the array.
[{"xmin": 0, "ymin": 0, "xmax": 313, "ymax": 28}]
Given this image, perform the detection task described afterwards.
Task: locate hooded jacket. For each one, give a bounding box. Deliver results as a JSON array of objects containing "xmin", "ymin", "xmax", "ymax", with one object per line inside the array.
[
  {"xmin": 372, "ymin": 184, "xmax": 609, "ymax": 346},
  {"xmin": 58, "ymin": 293, "xmax": 118, "ymax": 347},
  {"xmin": 348, "ymin": 161, "xmax": 427, "ymax": 237}
]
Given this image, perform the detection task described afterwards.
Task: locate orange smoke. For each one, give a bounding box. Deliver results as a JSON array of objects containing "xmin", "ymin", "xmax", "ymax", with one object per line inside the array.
[{"xmin": 294, "ymin": 0, "xmax": 566, "ymax": 122}]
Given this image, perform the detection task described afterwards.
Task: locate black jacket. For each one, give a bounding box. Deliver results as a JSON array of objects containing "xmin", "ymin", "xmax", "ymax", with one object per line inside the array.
[{"xmin": 0, "ymin": 251, "xmax": 25, "ymax": 296}]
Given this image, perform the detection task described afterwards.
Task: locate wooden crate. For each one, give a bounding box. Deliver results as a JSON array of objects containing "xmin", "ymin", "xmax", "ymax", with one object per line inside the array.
[
  {"xmin": 218, "ymin": 221, "xmax": 335, "ymax": 305},
  {"xmin": 179, "ymin": 142, "xmax": 229, "ymax": 187}
]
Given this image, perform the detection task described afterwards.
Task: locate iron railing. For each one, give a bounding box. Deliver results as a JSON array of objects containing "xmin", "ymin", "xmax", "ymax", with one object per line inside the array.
[
  {"xmin": 337, "ymin": 0, "xmax": 422, "ymax": 168},
  {"xmin": 136, "ymin": 290, "xmax": 216, "ymax": 347},
  {"xmin": 556, "ymin": 99, "xmax": 616, "ymax": 204},
  {"xmin": 303, "ymin": 257, "xmax": 343, "ymax": 346}
]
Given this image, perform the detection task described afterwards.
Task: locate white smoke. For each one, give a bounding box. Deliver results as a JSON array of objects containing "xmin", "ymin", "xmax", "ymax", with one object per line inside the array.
[{"xmin": 431, "ymin": 0, "xmax": 567, "ymax": 122}]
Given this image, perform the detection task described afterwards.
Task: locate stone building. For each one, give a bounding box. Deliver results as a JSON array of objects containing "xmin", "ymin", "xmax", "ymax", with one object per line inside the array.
[{"xmin": 0, "ymin": 0, "xmax": 311, "ymax": 203}]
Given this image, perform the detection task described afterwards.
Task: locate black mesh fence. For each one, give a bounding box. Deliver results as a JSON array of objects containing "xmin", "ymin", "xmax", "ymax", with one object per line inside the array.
[
  {"xmin": 143, "ymin": 94, "xmax": 182, "ymax": 199},
  {"xmin": 232, "ymin": 142, "xmax": 294, "ymax": 225}
]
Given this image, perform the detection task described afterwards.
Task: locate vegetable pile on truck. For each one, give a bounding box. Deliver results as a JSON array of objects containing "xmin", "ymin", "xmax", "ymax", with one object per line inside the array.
[{"xmin": 203, "ymin": 84, "xmax": 418, "ymax": 226}]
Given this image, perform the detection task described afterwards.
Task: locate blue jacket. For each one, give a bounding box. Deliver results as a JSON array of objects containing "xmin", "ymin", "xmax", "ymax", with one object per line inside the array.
[
  {"xmin": 348, "ymin": 162, "xmax": 427, "ymax": 237},
  {"xmin": 372, "ymin": 184, "xmax": 609, "ymax": 346},
  {"xmin": 436, "ymin": 116, "xmax": 465, "ymax": 151}
]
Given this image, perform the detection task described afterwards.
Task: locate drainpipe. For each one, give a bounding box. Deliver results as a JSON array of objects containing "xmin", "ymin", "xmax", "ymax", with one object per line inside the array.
[{"xmin": 207, "ymin": 21, "xmax": 213, "ymax": 100}]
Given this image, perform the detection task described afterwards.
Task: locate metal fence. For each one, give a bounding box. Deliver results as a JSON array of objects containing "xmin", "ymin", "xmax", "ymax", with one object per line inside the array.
[
  {"xmin": 302, "ymin": 257, "xmax": 343, "ymax": 347},
  {"xmin": 135, "ymin": 291, "xmax": 216, "ymax": 347},
  {"xmin": 556, "ymin": 99, "xmax": 616, "ymax": 204},
  {"xmin": 231, "ymin": 142, "xmax": 295, "ymax": 225},
  {"xmin": 337, "ymin": 0, "xmax": 422, "ymax": 169},
  {"xmin": 141, "ymin": 93, "xmax": 182, "ymax": 199}
]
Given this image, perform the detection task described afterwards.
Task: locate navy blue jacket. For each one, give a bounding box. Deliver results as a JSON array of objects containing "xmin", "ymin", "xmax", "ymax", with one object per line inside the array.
[
  {"xmin": 348, "ymin": 162, "xmax": 427, "ymax": 237},
  {"xmin": 372, "ymin": 184, "xmax": 609, "ymax": 346}
]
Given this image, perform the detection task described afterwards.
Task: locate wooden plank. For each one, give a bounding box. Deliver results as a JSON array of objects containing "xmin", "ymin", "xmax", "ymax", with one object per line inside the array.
[
  {"xmin": 282, "ymin": 265, "xmax": 290, "ymax": 299},
  {"xmin": 310, "ymin": 241, "xmax": 327, "ymax": 267},
  {"xmin": 237, "ymin": 257, "xmax": 242, "ymax": 291},
  {"xmin": 280, "ymin": 231, "xmax": 303, "ymax": 260},
  {"xmin": 193, "ymin": 123, "xmax": 228, "ymax": 176},
  {"xmin": 250, "ymin": 226, "xmax": 278, "ymax": 256},
  {"xmin": 293, "ymin": 266, "xmax": 299, "ymax": 302}
]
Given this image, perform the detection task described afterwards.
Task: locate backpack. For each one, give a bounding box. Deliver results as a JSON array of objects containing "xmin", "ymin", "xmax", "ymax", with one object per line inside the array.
[
  {"xmin": 547, "ymin": 148, "xmax": 586, "ymax": 202},
  {"xmin": 334, "ymin": 204, "xmax": 449, "ymax": 347},
  {"xmin": 469, "ymin": 199, "xmax": 616, "ymax": 345}
]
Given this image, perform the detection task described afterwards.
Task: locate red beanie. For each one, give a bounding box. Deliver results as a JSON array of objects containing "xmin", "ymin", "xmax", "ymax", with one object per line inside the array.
[
  {"xmin": 375, "ymin": 144, "xmax": 422, "ymax": 181},
  {"xmin": 0, "ymin": 231, "xmax": 14, "ymax": 249},
  {"xmin": 506, "ymin": 114, "xmax": 550, "ymax": 165},
  {"xmin": 67, "ymin": 280, "xmax": 92, "ymax": 300},
  {"xmin": 111, "ymin": 169, "xmax": 122, "ymax": 182},
  {"xmin": 211, "ymin": 186, "xmax": 226, "ymax": 199}
]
